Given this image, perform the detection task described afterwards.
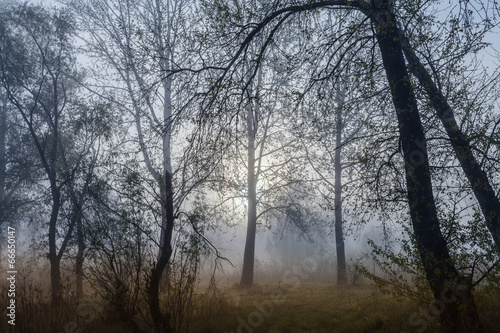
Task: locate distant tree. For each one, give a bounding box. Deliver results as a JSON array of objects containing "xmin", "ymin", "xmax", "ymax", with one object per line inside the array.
[
  {"xmin": 198, "ymin": 0, "xmax": 324, "ymax": 287},
  {"xmin": 237, "ymin": 65, "xmax": 315, "ymax": 287},
  {"xmin": 301, "ymin": 76, "xmax": 358, "ymax": 285}
]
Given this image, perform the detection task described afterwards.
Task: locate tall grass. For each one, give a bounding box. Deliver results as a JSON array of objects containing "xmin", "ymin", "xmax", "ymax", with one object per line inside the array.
[{"xmin": 1, "ymin": 277, "xmax": 499, "ymax": 332}]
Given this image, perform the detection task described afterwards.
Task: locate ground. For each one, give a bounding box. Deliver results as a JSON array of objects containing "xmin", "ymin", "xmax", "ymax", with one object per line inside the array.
[
  {"xmin": 1, "ymin": 282, "xmax": 499, "ymax": 332},
  {"xmin": 189, "ymin": 283, "xmax": 500, "ymax": 333}
]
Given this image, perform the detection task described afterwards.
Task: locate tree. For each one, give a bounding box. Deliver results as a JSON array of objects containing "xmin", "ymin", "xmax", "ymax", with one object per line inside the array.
[
  {"xmin": 84, "ymin": 165, "xmax": 153, "ymax": 333},
  {"xmin": 0, "ymin": 86, "xmax": 36, "ymax": 226},
  {"xmin": 66, "ymin": 0, "xmax": 209, "ymax": 330},
  {"xmin": 292, "ymin": 9, "xmax": 381, "ymax": 285},
  {"xmin": 0, "ymin": 7, "xmax": 41, "ymax": 228},
  {"xmin": 198, "ymin": 0, "xmax": 326, "ymax": 287},
  {"xmin": 192, "ymin": 0, "xmax": 499, "ymax": 331},
  {"xmin": 300, "ymin": 68, "xmax": 376, "ymax": 285},
  {"xmin": 0, "ymin": 4, "xmax": 110, "ymax": 306},
  {"xmin": 371, "ymin": 4, "xmax": 481, "ymax": 331},
  {"xmin": 0, "ymin": 4, "xmax": 78, "ymax": 305},
  {"xmin": 238, "ymin": 87, "xmax": 317, "ymax": 286},
  {"xmin": 333, "ymin": 79, "xmax": 347, "ymax": 284},
  {"xmin": 65, "ymin": 97, "xmax": 112, "ymax": 299},
  {"xmin": 397, "ymin": 16, "xmax": 500, "ymax": 252}
]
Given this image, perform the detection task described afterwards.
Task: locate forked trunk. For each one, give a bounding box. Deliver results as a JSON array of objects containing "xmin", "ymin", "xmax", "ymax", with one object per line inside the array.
[
  {"xmin": 399, "ymin": 33, "xmax": 500, "ymax": 251},
  {"xmin": 372, "ymin": 2, "xmax": 482, "ymax": 332}
]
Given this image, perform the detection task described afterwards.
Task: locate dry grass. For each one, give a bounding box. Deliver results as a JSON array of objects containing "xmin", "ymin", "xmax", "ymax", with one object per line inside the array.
[
  {"xmin": 189, "ymin": 283, "xmax": 500, "ymax": 333},
  {"xmin": 1, "ymin": 281, "xmax": 499, "ymax": 332},
  {"xmin": 190, "ymin": 283, "xmax": 418, "ymax": 333}
]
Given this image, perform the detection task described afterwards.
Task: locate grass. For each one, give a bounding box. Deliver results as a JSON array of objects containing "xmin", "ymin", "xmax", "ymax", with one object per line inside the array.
[
  {"xmin": 190, "ymin": 282, "xmax": 500, "ymax": 333},
  {"xmin": 1, "ymin": 281, "xmax": 499, "ymax": 332},
  {"xmin": 190, "ymin": 283, "xmax": 420, "ymax": 333}
]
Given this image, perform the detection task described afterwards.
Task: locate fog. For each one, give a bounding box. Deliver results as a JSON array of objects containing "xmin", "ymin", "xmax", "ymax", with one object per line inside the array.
[{"xmin": 1, "ymin": 0, "xmax": 500, "ymax": 332}]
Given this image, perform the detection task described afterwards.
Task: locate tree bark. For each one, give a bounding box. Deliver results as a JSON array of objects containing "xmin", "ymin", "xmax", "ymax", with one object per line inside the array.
[
  {"xmin": 240, "ymin": 92, "xmax": 258, "ymax": 287},
  {"xmin": 148, "ymin": 174, "xmax": 174, "ymax": 333},
  {"xmin": 147, "ymin": 2, "xmax": 176, "ymax": 330},
  {"xmin": 49, "ymin": 186, "xmax": 63, "ymax": 306},
  {"xmin": 147, "ymin": 84, "xmax": 175, "ymax": 329},
  {"xmin": 76, "ymin": 211, "xmax": 84, "ymax": 299},
  {"xmin": 334, "ymin": 79, "xmax": 347, "ymax": 284},
  {"xmin": 372, "ymin": 2, "xmax": 482, "ymax": 332},
  {"xmin": 240, "ymin": 146, "xmax": 257, "ymax": 286},
  {"xmin": 399, "ymin": 32, "xmax": 500, "ymax": 252}
]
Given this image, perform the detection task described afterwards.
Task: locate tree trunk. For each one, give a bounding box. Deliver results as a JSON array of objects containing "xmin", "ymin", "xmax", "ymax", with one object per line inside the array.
[
  {"xmin": 334, "ymin": 79, "xmax": 346, "ymax": 284},
  {"xmin": 148, "ymin": 18, "xmax": 176, "ymax": 329},
  {"xmin": 240, "ymin": 95, "xmax": 258, "ymax": 287},
  {"xmin": 240, "ymin": 149, "xmax": 257, "ymax": 287},
  {"xmin": 372, "ymin": 2, "xmax": 482, "ymax": 332},
  {"xmin": 50, "ymin": 255, "xmax": 62, "ymax": 306},
  {"xmin": 399, "ymin": 33, "xmax": 500, "ymax": 251},
  {"xmin": 149, "ymin": 173, "xmax": 174, "ymax": 333},
  {"xmin": 49, "ymin": 187, "xmax": 62, "ymax": 306},
  {"xmin": 76, "ymin": 212, "xmax": 84, "ymax": 299}
]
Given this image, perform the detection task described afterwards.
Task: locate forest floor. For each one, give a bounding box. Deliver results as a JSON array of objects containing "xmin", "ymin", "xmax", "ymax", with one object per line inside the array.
[
  {"xmin": 190, "ymin": 283, "xmax": 500, "ymax": 333},
  {"xmin": 1, "ymin": 282, "xmax": 498, "ymax": 332}
]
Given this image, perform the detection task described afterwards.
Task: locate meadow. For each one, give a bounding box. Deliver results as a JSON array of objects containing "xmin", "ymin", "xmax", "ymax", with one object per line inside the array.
[{"xmin": 2, "ymin": 281, "xmax": 499, "ymax": 333}]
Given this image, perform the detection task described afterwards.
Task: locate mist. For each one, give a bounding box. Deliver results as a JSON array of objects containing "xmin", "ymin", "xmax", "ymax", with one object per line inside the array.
[{"xmin": 1, "ymin": 0, "xmax": 500, "ymax": 332}]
